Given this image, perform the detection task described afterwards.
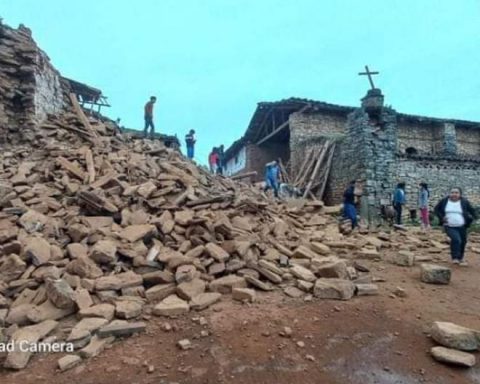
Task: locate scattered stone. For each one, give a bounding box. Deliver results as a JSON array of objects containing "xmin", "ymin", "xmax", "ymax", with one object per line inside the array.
[
  {"xmin": 393, "ymin": 251, "xmax": 415, "ymax": 267},
  {"xmin": 177, "ymin": 339, "xmax": 192, "ymax": 350},
  {"xmin": 79, "ymin": 335, "xmax": 115, "ymax": 358},
  {"xmin": 97, "ymin": 320, "xmax": 146, "ymax": 338},
  {"xmin": 232, "ymin": 288, "xmax": 256, "ymax": 303},
  {"xmin": 190, "ymin": 292, "xmax": 222, "ymax": 310},
  {"xmin": 153, "ymin": 295, "xmax": 190, "ymax": 317},
  {"xmin": 45, "ymin": 279, "xmax": 75, "ymax": 309},
  {"xmin": 431, "ymin": 346, "xmax": 476, "ymax": 367},
  {"xmin": 355, "ymin": 284, "xmax": 379, "ymax": 296},
  {"xmin": 58, "ymin": 354, "xmax": 82, "ymax": 372},
  {"xmin": 420, "ymin": 264, "xmax": 451, "ymax": 285},
  {"xmin": 313, "ymin": 279, "xmax": 355, "ymax": 300},
  {"xmin": 78, "ymin": 303, "xmax": 115, "ymax": 321},
  {"xmin": 115, "ymin": 300, "xmax": 143, "ymax": 319},
  {"xmin": 430, "ymin": 321, "xmax": 478, "ymax": 351},
  {"xmin": 290, "ymin": 265, "xmax": 316, "ymax": 282},
  {"xmin": 209, "ymin": 275, "xmax": 247, "ymax": 293}
]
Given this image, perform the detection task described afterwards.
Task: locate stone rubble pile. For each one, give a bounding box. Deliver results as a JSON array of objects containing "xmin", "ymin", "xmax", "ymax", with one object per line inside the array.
[{"xmin": 2, "ymin": 19, "xmax": 480, "ymax": 374}]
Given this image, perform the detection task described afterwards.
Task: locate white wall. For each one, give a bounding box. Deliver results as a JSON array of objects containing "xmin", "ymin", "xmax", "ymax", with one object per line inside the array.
[{"xmin": 224, "ymin": 146, "xmax": 246, "ymax": 176}]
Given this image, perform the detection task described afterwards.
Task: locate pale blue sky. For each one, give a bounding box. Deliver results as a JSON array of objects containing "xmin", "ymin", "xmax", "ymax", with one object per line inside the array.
[{"xmin": 2, "ymin": 1, "xmax": 479, "ymax": 163}]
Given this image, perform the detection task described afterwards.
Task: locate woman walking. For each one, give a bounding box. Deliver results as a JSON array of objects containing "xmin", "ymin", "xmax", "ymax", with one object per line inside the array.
[
  {"xmin": 434, "ymin": 187, "xmax": 477, "ymax": 266},
  {"xmin": 418, "ymin": 183, "xmax": 430, "ymax": 230}
]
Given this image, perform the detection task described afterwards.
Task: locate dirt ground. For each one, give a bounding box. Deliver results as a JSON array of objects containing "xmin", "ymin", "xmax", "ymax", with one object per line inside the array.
[{"xmin": 2, "ymin": 230, "xmax": 480, "ymax": 384}]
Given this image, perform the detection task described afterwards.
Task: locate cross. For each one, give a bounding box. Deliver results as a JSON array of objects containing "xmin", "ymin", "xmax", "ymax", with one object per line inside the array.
[{"xmin": 358, "ymin": 65, "xmax": 379, "ymax": 90}]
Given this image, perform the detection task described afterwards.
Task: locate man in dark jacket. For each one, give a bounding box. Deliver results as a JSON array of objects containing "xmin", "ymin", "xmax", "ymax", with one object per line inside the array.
[
  {"xmin": 343, "ymin": 180, "xmax": 358, "ymax": 229},
  {"xmin": 434, "ymin": 187, "xmax": 477, "ymax": 266}
]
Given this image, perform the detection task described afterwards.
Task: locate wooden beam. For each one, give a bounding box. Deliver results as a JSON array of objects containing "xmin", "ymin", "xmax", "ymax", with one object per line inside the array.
[
  {"xmin": 69, "ymin": 93, "xmax": 100, "ymax": 141},
  {"xmin": 256, "ymin": 104, "xmax": 310, "ymax": 145},
  {"xmin": 252, "ymin": 107, "xmax": 274, "ymax": 143}
]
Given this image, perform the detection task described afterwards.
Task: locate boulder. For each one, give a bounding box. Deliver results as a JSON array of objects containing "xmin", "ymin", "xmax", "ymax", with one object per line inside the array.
[
  {"xmin": 66, "ymin": 257, "xmax": 103, "ymax": 279},
  {"xmin": 421, "ymin": 264, "xmax": 451, "ymax": 285},
  {"xmin": 313, "ymin": 279, "xmax": 355, "ymax": 300},
  {"xmin": 177, "ymin": 278, "xmax": 206, "ymax": 301},
  {"xmin": 145, "ymin": 283, "xmax": 177, "ymax": 302},
  {"xmin": 24, "ymin": 237, "xmax": 51, "ymax": 266},
  {"xmin": 232, "ymin": 288, "xmax": 256, "ymax": 302},
  {"xmin": 78, "ymin": 303, "xmax": 115, "ymax": 320},
  {"xmin": 115, "ymin": 300, "xmax": 143, "ymax": 319},
  {"xmin": 90, "ymin": 240, "xmax": 117, "ymax": 264},
  {"xmin": 311, "ymin": 257, "xmax": 348, "ymax": 279},
  {"xmin": 153, "ymin": 295, "xmax": 190, "ymax": 317},
  {"xmin": 431, "ymin": 346, "xmax": 476, "ymax": 367},
  {"xmin": 45, "ymin": 279, "xmax": 76, "ymax": 309},
  {"xmin": 209, "ymin": 275, "xmax": 247, "ymax": 293},
  {"xmin": 58, "ymin": 355, "xmax": 82, "ymax": 372},
  {"xmin": 430, "ymin": 321, "xmax": 478, "ymax": 351},
  {"xmin": 393, "ymin": 251, "xmax": 415, "ymax": 267},
  {"xmin": 290, "ymin": 265, "xmax": 316, "ymax": 282},
  {"xmin": 190, "ymin": 292, "xmax": 222, "ymax": 310},
  {"xmin": 66, "ymin": 243, "xmax": 88, "ymax": 259},
  {"xmin": 205, "ymin": 243, "xmax": 229, "ymax": 262}
]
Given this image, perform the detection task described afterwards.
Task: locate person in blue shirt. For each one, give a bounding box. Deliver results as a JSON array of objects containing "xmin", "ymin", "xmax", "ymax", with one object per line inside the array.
[
  {"xmin": 343, "ymin": 180, "xmax": 358, "ymax": 229},
  {"xmin": 263, "ymin": 160, "xmax": 280, "ymax": 198},
  {"xmin": 393, "ymin": 182, "xmax": 406, "ymax": 225}
]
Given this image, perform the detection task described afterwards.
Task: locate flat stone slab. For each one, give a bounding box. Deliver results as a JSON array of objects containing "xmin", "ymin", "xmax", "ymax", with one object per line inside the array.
[
  {"xmin": 58, "ymin": 354, "xmax": 82, "ymax": 372},
  {"xmin": 190, "ymin": 292, "xmax": 222, "ymax": 311},
  {"xmin": 97, "ymin": 320, "xmax": 146, "ymax": 338},
  {"xmin": 153, "ymin": 295, "xmax": 189, "ymax": 317},
  {"xmin": 431, "ymin": 321, "xmax": 478, "ymax": 351},
  {"xmin": 313, "ymin": 278, "xmax": 355, "ymax": 300},
  {"xmin": 431, "ymin": 346, "xmax": 476, "ymax": 367}
]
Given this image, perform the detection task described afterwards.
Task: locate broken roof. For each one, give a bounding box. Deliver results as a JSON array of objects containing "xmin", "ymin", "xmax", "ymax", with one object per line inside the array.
[{"xmin": 225, "ymin": 96, "xmax": 480, "ymax": 161}]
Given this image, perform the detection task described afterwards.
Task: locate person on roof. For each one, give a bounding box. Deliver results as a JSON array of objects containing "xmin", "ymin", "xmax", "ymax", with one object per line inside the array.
[{"xmin": 144, "ymin": 96, "xmax": 157, "ymax": 139}]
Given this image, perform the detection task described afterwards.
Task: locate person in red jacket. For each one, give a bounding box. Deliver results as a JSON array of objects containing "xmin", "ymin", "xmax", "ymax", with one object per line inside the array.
[
  {"xmin": 208, "ymin": 148, "xmax": 219, "ymax": 173},
  {"xmin": 144, "ymin": 96, "xmax": 156, "ymax": 139}
]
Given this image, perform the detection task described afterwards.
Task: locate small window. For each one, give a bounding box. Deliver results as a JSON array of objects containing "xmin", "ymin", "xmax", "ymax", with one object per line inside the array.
[
  {"xmin": 235, "ymin": 155, "xmax": 239, "ymax": 164},
  {"xmin": 405, "ymin": 147, "xmax": 418, "ymax": 155}
]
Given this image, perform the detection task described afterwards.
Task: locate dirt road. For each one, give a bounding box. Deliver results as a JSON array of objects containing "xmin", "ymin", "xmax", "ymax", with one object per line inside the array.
[{"xmin": 2, "ymin": 243, "xmax": 480, "ymax": 384}]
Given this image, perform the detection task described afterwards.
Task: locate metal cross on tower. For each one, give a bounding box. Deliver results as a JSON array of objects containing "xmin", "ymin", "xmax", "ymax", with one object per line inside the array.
[{"xmin": 358, "ymin": 65, "xmax": 379, "ymax": 89}]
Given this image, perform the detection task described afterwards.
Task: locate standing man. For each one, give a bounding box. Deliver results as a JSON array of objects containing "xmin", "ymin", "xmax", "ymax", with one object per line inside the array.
[
  {"xmin": 263, "ymin": 160, "xmax": 280, "ymax": 198},
  {"xmin": 434, "ymin": 187, "xmax": 477, "ymax": 266},
  {"xmin": 217, "ymin": 145, "xmax": 225, "ymax": 175},
  {"xmin": 393, "ymin": 182, "xmax": 406, "ymax": 225},
  {"xmin": 185, "ymin": 129, "xmax": 196, "ymax": 159},
  {"xmin": 343, "ymin": 180, "xmax": 358, "ymax": 229},
  {"xmin": 144, "ymin": 96, "xmax": 157, "ymax": 139}
]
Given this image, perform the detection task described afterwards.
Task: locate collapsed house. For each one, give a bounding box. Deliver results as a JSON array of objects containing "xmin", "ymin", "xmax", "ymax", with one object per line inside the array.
[
  {"xmin": 224, "ymin": 89, "xmax": 480, "ymax": 223},
  {"xmin": 0, "ymin": 21, "xmax": 179, "ymax": 148}
]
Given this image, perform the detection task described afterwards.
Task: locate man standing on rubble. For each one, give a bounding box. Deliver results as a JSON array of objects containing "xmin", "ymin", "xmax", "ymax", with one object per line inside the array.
[
  {"xmin": 343, "ymin": 180, "xmax": 358, "ymax": 229},
  {"xmin": 185, "ymin": 129, "xmax": 196, "ymax": 159},
  {"xmin": 263, "ymin": 160, "xmax": 280, "ymax": 198},
  {"xmin": 144, "ymin": 96, "xmax": 157, "ymax": 139}
]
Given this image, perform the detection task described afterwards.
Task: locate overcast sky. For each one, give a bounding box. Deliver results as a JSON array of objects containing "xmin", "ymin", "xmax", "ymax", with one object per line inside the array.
[{"xmin": 2, "ymin": 1, "xmax": 479, "ymax": 163}]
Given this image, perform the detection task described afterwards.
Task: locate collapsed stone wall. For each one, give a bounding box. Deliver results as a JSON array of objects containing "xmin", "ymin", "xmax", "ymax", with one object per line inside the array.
[{"xmin": 0, "ymin": 22, "xmax": 67, "ymax": 143}]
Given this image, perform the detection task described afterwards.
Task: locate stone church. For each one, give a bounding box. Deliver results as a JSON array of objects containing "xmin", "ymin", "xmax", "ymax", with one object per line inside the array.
[{"xmin": 223, "ymin": 88, "xmax": 480, "ymax": 223}]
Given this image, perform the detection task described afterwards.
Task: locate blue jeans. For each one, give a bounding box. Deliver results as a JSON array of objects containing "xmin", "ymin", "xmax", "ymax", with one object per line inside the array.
[
  {"xmin": 264, "ymin": 176, "xmax": 279, "ymax": 197},
  {"xmin": 445, "ymin": 226, "xmax": 467, "ymax": 261},
  {"xmin": 144, "ymin": 116, "xmax": 154, "ymax": 138},
  {"xmin": 187, "ymin": 145, "xmax": 194, "ymax": 159},
  {"xmin": 343, "ymin": 203, "xmax": 357, "ymax": 228}
]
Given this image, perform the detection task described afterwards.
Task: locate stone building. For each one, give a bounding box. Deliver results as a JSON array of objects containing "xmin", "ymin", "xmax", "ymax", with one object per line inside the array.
[{"xmin": 224, "ymin": 89, "xmax": 480, "ymax": 222}]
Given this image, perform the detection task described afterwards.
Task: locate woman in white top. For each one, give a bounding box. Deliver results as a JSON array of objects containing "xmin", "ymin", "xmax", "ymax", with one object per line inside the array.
[{"xmin": 434, "ymin": 187, "xmax": 477, "ymax": 266}]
